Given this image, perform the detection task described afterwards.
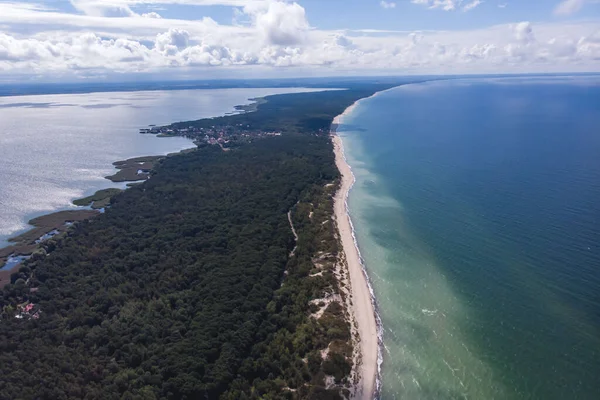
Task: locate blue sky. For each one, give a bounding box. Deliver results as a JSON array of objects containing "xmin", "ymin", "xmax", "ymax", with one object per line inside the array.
[
  {"xmin": 0, "ymin": 0, "xmax": 599, "ymax": 81},
  {"xmin": 40, "ymin": 0, "xmax": 600, "ymax": 30},
  {"xmin": 150, "ymin": 0, "xmax": 598, "ymax": 30}
]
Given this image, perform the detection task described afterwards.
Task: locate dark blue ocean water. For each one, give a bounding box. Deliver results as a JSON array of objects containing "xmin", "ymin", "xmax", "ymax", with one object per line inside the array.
[{"xmin": 339, "ymin": 77, "xmax": 600, "ymax": 399}]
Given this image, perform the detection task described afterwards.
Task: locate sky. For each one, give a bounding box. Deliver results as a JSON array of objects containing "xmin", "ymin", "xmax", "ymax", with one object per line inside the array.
[{"xmin": 0, "ymin": 0, "xmax": 599, "ymax": 81}]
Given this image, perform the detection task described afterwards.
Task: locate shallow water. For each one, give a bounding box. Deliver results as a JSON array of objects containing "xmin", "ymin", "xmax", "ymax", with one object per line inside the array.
[
  {"xmin": 338, "ymin": 76, "xmax": 600, "ymax": 399},
  {"xmin": 1, "ymin": 254, "xmax": 31, "ymax": 271},
  {"xmin": 0, "ymin": 87, "xmax": 323, "ymax": 247}
]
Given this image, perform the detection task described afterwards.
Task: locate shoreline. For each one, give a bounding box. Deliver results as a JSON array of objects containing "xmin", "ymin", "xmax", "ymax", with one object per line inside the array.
[
  {"xmin": 332, "ymin": 104, "xmax": 382, "ymax": 399},
  {"xmin": 0, "ymin": 89, "xmax": 284, "ymax": 271},
  {"xmin": 0, "ymin": 148, "xmax": 195, "ymax": 276},
  {"xmin": 0, "ymin": 209, "xmax": 100, "ymax": 287}
]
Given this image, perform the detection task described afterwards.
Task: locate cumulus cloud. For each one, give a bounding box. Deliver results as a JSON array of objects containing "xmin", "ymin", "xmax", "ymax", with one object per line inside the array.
[
  {"xmin": 0, "ymin": 0, "xmax": 599, "ymax": 79},
  {"xmin": 380, "ymin": 1, "xmax": 397, "ymax": 9},
  {"xmin": 577, "ymin": 31, "xmax": 600, "ymax": 58},
  {"xmin": 246, "ymin": 1, "xmax": 309, "ymax": 46},
  {"xmin": 155, "ymin": 28, "xmax": 190, "ymax": 55},
  {"xmin": 3, "ymin": 21, "xmax": 599, "ymax": 77},
  {"xmin": 142, "ymin": 12, "xmax": 162, "ymax": 18},
  {"xmin": 514, "ymin": 21, "xmax": 535, "ymax": 44},
  {"xmin": 0, "ymin": 32, "xmax": 153, "ymax": 72},
  {"xmin": 71, "ymin": 0, "xmax": 269, "ymax": 12},
  {"xmin": 334, "ymin": 34, "xmax": 355, "ymax": 48}
]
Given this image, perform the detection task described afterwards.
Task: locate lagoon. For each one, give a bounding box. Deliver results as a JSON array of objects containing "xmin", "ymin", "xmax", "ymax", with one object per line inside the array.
[{"xmin": 0, "ymin": 87, "xmax": 322, "ymax": 247}]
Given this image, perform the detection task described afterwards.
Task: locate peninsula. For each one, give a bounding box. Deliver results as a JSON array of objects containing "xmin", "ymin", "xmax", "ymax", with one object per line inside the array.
[{"xmin": 0, "ymin": 83, "xmax": 400, "ymax": 399}]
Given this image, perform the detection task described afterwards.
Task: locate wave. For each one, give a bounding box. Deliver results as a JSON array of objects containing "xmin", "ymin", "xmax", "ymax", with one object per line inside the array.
[{"xmin": 333, "ymin": 97, "xmax": 387, "ymax": 399}]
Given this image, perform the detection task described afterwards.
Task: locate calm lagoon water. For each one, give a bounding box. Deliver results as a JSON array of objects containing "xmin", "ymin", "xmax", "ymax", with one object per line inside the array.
[
  {"xmin": 338, "ymin": 77, "xmax": 600, "ymax": 399},
  {"xmin": 0, "ymin": 87, "xmax": 323, "ymax": 247}
]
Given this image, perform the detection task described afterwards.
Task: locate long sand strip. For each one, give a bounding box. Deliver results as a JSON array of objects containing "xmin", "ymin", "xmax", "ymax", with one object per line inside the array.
[{"xmin": 332, "ymin": 132, "xmax": 378, "ymax": 400}]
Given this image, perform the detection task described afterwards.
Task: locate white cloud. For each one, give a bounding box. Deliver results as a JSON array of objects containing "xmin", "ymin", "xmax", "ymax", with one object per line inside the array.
[
  {"xmin": 463, "ymin": 0, "xmax": 482, "ymax": 11},
  {"xmin": 514, "ymin": 21, "xmax": 535, "ymax": 44},
  {"xmin": 411, "ymin": 0, "xmax": 483, "ymax": 11},
  {"xmin": 334, "ymin": 34, "xmax": 355, "ymax": 48},
  {"xmin": 554, "ymin": 0, "xmax": 584, "ymax": 15},
  {"xmin": 412, "ymin": 0, "xmax": 462, "ymax": 11},
  {"xmin": 71, "ymin": 0, "xmax": 268, "ymax": 12},
  {"xmin": 380, "ymin": 1, "xmax": 397, "ymax": 9},
  {"xmin": 577, "ymin": 31, "xmax": 600, "ymax": 58},
  {"xmin": 0, "ymin": 0, "xmax": 599, "ymax": 80},
  {"xmin": 70, "ymin": 0, "xmax": 138, "ymax": 17},
  {"xmin": 0, "ymin": 2, "xmax": 245, "ymax": 43},
  {"xmin": 155, "ymin": 28, "xmax": 190, "ymax": 55},
  {"xmin": 142, "ymin": 12, "xmax": 162, "ymax": 18},
  {"xmin": 248, "ymin": 1, "xmax": 309, "ymax": 46}
]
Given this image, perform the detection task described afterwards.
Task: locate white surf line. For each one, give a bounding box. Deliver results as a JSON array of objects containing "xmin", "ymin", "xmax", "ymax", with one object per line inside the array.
[
  {"xmin": 332, "ymin": 83, "xmax": 438, "ymax": 399},
  {"xmin": 332, "ymin": 134, "xmax": 380, "ymax": 399},
  {"xmin": 331, "ymin": 88, "xmax": 407, "ymax": 399}
]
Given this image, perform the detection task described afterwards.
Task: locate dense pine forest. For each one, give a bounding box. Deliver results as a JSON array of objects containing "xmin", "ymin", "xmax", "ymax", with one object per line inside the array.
[
  {"xmin": 169, "ymin": 83, "xmax": 397, "ymax": 134},
  {"xmin": 0, "ymin": 84, "xmax": 398, "ymax": 399}
]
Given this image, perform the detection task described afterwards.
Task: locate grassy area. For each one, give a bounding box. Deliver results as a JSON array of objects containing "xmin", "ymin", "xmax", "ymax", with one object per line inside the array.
[
  {"xmin": 105, "ymin": 156, "xmax": 163, "ymax": 182},
  {"xmin": 73, "ymin": 188, "xmax": 122, "ymax": 208}
]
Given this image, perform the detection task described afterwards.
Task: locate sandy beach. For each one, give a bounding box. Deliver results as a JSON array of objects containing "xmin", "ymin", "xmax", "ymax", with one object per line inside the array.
[{"xmin": 332, "ymin": 109, "xmax": 379, "ymax": 399}]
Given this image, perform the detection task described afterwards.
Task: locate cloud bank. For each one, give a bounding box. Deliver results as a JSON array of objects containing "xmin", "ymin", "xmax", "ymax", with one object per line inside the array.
[
  {"xmin": 411, "ymin": 0, "xmax": 482, "ymax": 11},
  {"xmin": 0, "ymin": 0, "xmax": 598, "ymax": 80}
]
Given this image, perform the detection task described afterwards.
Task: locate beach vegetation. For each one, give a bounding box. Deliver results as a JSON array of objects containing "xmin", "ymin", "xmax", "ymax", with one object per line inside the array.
[{"xmin": 72, "ymin": 188, "xmax": 123, "ymax": 208}]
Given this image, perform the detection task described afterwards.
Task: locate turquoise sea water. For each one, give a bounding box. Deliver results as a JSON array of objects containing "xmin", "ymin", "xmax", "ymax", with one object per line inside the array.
[{"xmin": 338, "ymin": 77, "xmax": 600, "ymax": 399}]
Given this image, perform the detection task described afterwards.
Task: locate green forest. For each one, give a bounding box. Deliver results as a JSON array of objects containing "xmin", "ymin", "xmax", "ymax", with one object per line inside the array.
[
  {"xmin": 169, "ymin": 83, "xmax": 395, "ymax": 135},
  {"xmin": 0, "ymin": 84, "xmax": 397, "ymax": 399}
]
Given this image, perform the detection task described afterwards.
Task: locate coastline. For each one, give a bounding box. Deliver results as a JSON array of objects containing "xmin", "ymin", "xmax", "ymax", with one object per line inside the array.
[
  {"xmin": 0, "ymin": 87, "xmax": 302, "ymax": 251},
  {"xmin": 332, "ymin": 104, "xmax": 381, "ymax": 400},
  {"xmin": 0, "ymin": 209, "xmax": 100, "ymax": 287},
  {"xmin": 0, "ymin": 88, "xmax": 310, "ymax": 271},
  {"xmin": 0, "ymin": 148, "xmax": 194, "ymax": 278}
]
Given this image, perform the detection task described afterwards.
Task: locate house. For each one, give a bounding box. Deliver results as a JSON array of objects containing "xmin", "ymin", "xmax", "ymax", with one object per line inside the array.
[{"xmin": 14, "ymin": 302, "xmax": 41, "ymax": 320}]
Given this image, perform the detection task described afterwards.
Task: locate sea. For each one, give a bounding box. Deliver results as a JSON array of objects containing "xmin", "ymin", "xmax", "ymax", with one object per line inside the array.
[
  {"xmin": 337, "ymin": 76, "xmax": 600, "ymax": 399},
  {"xmin": 0, "ymin": 87, "xmax": 323, "ymax": 248}
]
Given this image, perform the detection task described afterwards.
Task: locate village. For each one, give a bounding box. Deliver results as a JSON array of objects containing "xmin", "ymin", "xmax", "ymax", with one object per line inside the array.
[{"xmin": 140, "ymin": 123, "xmax": 282, "ymax": 149}]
